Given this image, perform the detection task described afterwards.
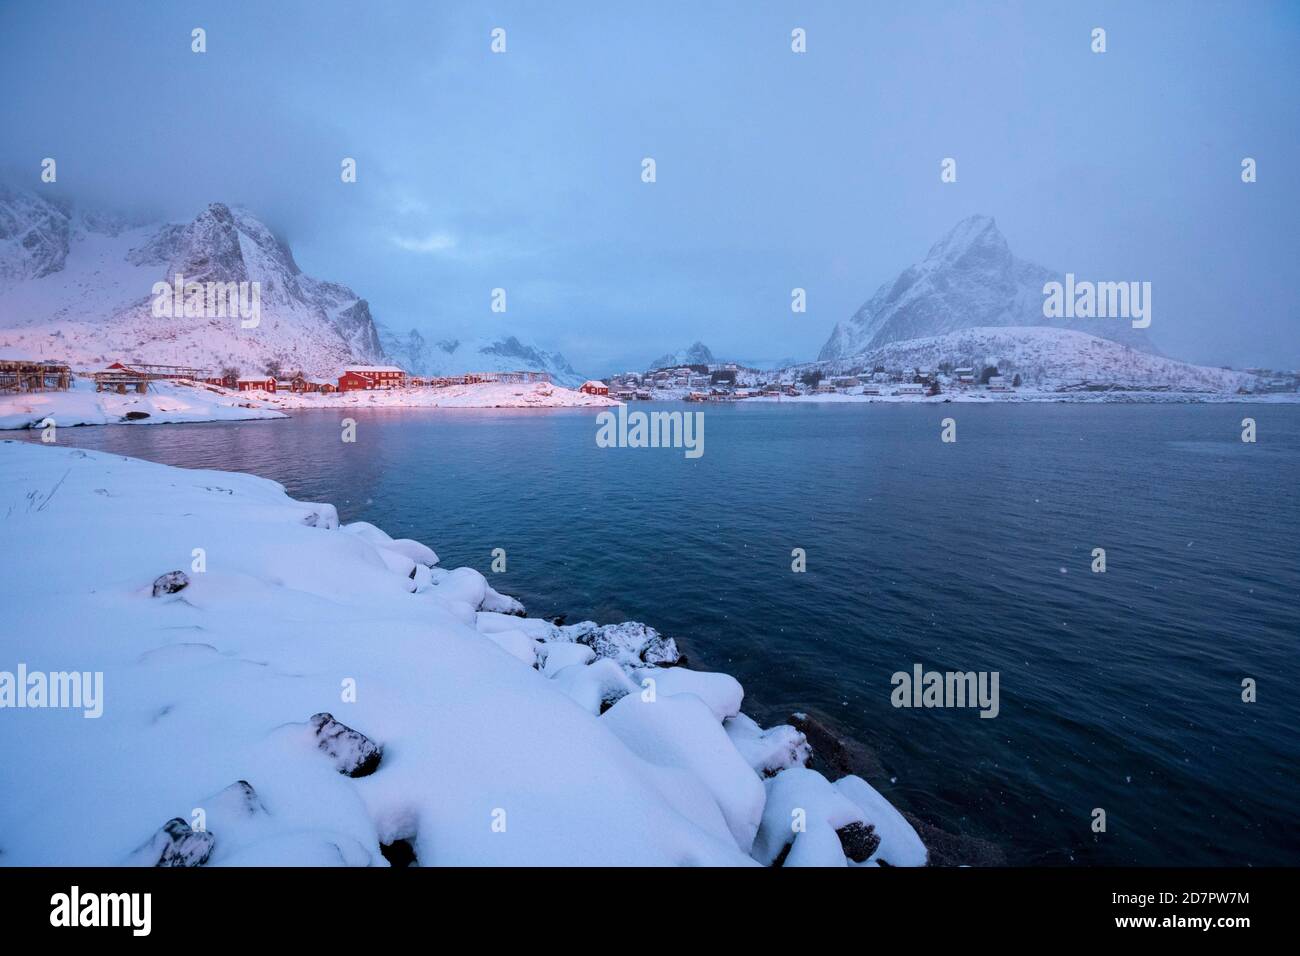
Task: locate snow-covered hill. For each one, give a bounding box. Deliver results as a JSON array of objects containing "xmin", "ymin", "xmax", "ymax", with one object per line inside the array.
[
  {"xmin": 815, "ymin": 326, "xmax": 1255, "ymax": 392},
  {"xmin": 0, "ymin": 189, "xmax": 387, "ymax": 377},
  {"xmin": 381, "ymin": 328, "xmax": 584, "ymax": 388},
  {"xmin": 819, "ymin": 215, "xmax": 1158, "ymax": 361}
]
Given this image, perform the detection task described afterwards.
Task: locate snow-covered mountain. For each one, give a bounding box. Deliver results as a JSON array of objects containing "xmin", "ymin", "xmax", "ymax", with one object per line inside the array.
[
  {"xmin": 0, "ymin": 188, "xmax": 386, "ymax": 377},
  {"xmin": 650, "ymin": 341, "xmax": 715, "ymax": 369},
  {"xmin": 380, "ymin": 328, "xmax": 584, "ymax": 388},
  {"xmin": 0, "ymin": 188, "xmax": 587, "ymax": 384},
  {"xmin": 818, "ymin": 215, "xmax": 1158, "ymax": 361},
  {"xmin": 813, "ymin": 326, "xmax": 1254, "ymax": 392}
]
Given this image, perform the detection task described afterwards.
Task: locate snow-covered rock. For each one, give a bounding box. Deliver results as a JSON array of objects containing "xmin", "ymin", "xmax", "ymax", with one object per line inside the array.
[
  {"xmin": 309, "ymin": 713, "xmax": 384, "ymax": 778},
  {"xmin": 549, "ymin": 658, "xmax": 639, "ymax": 714},
  {"xmin": 603, "ymin": 693, "xmax": 766, "ymax": 853},
  {"xmin": 557, "ymin": 620, "xmax": 682, "ymax": 671},
  {"xmin": 752, "ymin": 767, "xmax": 929, "ymax": 867},
  {"xmin": 537, "ymin": 641, "xmax": 595, "ymax": 676},
  {"xmin": 835, "ymin": 774, "xmax": 928, "ymax": 867},
  {"xmin": 634, "ymin": 666, "xmax": 743, "ymax": 721},
  {"xmin": 724, "ymin": 713, "xmax": 813, "ymax": 777},
  {"xmin": 128, "ymin": 817, "xmax": 216, "ymax": 868}
]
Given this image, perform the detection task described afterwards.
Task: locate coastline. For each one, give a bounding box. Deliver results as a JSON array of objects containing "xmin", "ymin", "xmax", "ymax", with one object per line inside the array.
[
  {"xmin": 0, "ymin": 379, "xmax": 617, "ymax": 431},
  {"xmin": 5, "ymin": 377, "xmax": 1297, "ymax": 433},
  {"xmin": 0, "ymin": 439, "xmax": 928, "ymax": 867}
]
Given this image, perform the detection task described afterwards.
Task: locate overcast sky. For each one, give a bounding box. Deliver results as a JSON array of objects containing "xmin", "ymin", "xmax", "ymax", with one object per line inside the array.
[{"xmin": 2, "ymin": 0, "xmax": 1297, "ymax": 373}]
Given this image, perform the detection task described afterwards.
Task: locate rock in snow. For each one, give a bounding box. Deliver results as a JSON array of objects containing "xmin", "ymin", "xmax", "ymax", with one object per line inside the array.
[
  {"xmin": 150, "ymin": 570, "xmax": 189, "ymax": 597},
  {"xmin": 0, "ymin": 440, "xmax": 926, "ymax": 867},
  {"xmin": 129, "ymin": 818, "xmax": 215, "ymax": 868},
  {"xmin": 310, "ymin": 713, "xmax": 384, "ymax": 778}
]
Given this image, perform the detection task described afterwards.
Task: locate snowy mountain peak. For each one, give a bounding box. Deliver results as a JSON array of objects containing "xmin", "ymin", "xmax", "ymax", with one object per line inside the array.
[
  {"xmin": 650, "ymin": 341, "xmax": 715, "ymax": 368},
  {"xmin": 923, "ymin": 214, "xmax": 1010, "ymax": 268},
  {"xmin": 818, "ymin": 215, "xmax": 1158, "ymax": 361}
]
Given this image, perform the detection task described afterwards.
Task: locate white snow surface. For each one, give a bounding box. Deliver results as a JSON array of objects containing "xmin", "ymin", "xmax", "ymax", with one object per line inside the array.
[
  {"xmin": 0, "ymin": 379, "xmax": 615, "ymax": 431},
  {"xmin": 254, "ymin": 381, "xmax": 617, "ymax": 410},
  {"xmin": 0, "ymin": 378, "xmax": 287, "ymax": 430},
  {"xmin": 0, "ymin": 441, "xmax": 924, "ymax": 866}
]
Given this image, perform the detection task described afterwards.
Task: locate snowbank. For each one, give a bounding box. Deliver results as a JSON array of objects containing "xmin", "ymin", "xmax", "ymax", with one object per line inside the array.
[
  {"xmin": 0, "ymin": 379, "xmax": 286, "ymax": 430},
  {"xmin": 254, "ymin": 380, "xmax": 617, "ymax": 410},
  {"xmin": 0, "ymin": 441, "xmax": 923, "ymax": 867}
]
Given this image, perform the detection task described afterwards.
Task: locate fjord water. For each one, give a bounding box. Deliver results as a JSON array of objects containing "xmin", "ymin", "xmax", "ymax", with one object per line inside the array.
[{"xmin": 27, "ymin": 402, "xmax": 1299, "ymax": 865}]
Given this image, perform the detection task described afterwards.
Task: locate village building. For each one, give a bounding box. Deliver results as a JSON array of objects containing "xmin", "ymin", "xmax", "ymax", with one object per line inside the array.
[
  {"xmin": 579, "ymin": 380, "xmax": 609, "ymax": 396},
  {"xmin": 338, "ymin": 366, "xmax": 407, "ymax": 391},
  {"xmin": 237, "ymin": 378, "xmax": 276, "ymax": 392}
]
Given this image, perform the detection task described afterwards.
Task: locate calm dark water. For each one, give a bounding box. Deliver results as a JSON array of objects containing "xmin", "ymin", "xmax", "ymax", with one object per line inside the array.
[{"xmin": 19, "ymin": 402, "xmax": 1300, "ymax": 865}]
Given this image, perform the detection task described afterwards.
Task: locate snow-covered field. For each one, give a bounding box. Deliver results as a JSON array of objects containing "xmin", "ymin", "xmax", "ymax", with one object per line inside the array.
[
  {"xmin": 0, "ymin": 379, "xmax": 616, "ymax": 431},
  {"xmin": 255, "ymin": 380, "xmax": 618, "ymax": 411},
  {"xmin": 0, "ymin": 379, "xmax": 286, "ymax": 430},
  {"xmin": 0, "ymin": 441, "xmax": 923, "ymax": 866}
]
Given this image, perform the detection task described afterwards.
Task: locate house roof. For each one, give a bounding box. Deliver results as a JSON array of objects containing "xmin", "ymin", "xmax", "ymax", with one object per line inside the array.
[
  {"xmin": 342, "ymin": 366, "xmax": 405, "ymax": 374},
  {"xmin": 580, "ymin": 380, "xmax": 608, "ymax": 389}
]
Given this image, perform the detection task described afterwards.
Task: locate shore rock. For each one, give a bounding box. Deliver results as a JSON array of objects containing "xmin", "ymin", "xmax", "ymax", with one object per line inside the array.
[
  {"xmin": 150, "ymin": 570, "xmax": 189, "ymax": 597},
  {"xmin": 309, "ymin": 712, "xmax": 383, "ymax": 777},
  {"xmin": 131, "ymin": 817, "xmax": 214, "ymax": 867}
]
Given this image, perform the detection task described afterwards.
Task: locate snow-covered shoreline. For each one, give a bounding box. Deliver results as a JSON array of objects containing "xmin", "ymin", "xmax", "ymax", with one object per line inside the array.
[
  {"xmin": 0, "ymin": 379, "xmax": 289, "ymax": 430},
  {"xmin": 0, "ymin": 440, "xmax": 925, "ymax": 866},
  {"xmin": 0, "ymin": 379, "xmax": 617, "ymax": 431},
  {"xmin": 745, "ymin": 389, "xmax": 1300, "ymax": 405}
]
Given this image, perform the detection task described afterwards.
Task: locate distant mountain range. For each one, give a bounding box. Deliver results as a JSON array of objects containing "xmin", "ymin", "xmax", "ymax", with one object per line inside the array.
[
  {"xmin": 649, "ymin": 341, "xmax": 716, "ymax": 369},
  {"xmin": 0, "ymin": 191, "xmax": 1254, "ymax": 394},
  {"xmin": 818, "ymin": 215, "xmax": 1158, "ymax": 361},
  {"xmin": 0, "ymin": 188, "xmax": 584, "ymax": 384},
  {"xmin": 382, "ymin": 329, "xmax": 583, "ymax": 387}
]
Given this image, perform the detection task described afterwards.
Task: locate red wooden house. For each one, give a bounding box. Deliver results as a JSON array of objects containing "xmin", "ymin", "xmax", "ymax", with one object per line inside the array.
[
  {"xmin": 236, "ymin": 378, "xmax": 276, "ymax": 392},
  {"xmin": 579, "ymin": 380, "xmax": 609, "ymax": 396},
  {"xmin": 338, "ymin": 366, "xmax": 407, "ymax": 391}
]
